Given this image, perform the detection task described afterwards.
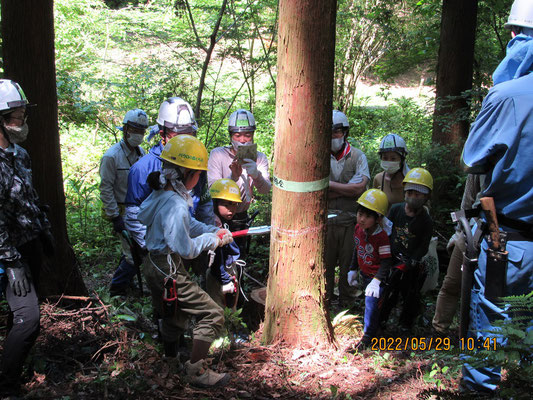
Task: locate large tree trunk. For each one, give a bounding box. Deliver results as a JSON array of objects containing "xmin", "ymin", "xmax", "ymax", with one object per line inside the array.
[
  {"xmin": 263, "ymin": 0, "xmax": 336, "ymax": 347},
  {"xmin": 1, "ymin": 0, "xmax": 87, "ymax": 296},
  {"xmin": 432, "ymin": 0, "xmax": 478, "ymax": 149}
]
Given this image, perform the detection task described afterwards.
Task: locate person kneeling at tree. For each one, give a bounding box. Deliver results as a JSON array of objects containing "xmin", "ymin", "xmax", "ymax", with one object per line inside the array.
[
  {"xmin": 206, "ymin": 179, "xmax": 244, "ymax": 311},
  {"xmin": 347, "ymin": 189, "xmax": 392, "ymax": 350},
  {"xmin": 138, "ymin": 135, "xmax": 232, "ymax": 388},
  {"xmin": 379, "ymin": 168, "xmax": 434, "ymax": 332}
]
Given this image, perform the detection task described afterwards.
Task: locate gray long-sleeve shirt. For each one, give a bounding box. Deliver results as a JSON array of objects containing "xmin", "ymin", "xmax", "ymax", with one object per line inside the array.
[
  {"xmin": 207, "ymin": 145, "xmax": 271, "ymax": 214},
  {"xmin": 99, "ymin": 139, "xmax": 145, "ymax": 219}
]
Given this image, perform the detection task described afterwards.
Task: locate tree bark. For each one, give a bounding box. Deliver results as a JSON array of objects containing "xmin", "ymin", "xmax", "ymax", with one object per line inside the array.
[
  {"xmin": 263, "ymin": 0, "xmax": 337, "ymax": 347},
  {"xmin": 432, "ymin": 0, "xmax": 478, "ymax": 149},
  {"xmin": 1, "ymin": 0, "xmax": 87, "ymax": 296}
]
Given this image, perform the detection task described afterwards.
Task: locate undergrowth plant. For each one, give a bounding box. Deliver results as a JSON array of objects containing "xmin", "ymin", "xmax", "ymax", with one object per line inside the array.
[{"xmin": 424, "ymin": 292, "xmax": 533, "ymax": 398}]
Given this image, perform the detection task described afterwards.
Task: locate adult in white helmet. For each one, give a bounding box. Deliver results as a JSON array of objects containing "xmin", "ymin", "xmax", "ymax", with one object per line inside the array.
[
  {"xmin": 119, "ymin": 98, "xmax": 215, "ymax": 295},
  {"xmin": 373, "ymin": 133, "xmax": 410, "ymax": 207},
  {"xmin": 326, "ymin": 110, "xmax": 370, "ymax": 308},
  {"xmin": 0, "ymin": 79, "xmax": 52, "ymax": 396},
  {"xmin": 99, "ymin": 108, "xmax": 148, "ymax": 296},
  {"xmin": 207, "ymin": 109, "xmax": 271, "ymax": 256},
  {"xmin": 460, "ymin": 0, "xmax": 533, "ymax": 393}
]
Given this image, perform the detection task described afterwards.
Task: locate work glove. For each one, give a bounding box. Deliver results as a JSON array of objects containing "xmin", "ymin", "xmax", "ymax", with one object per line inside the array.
[
  {"xmin": 365, "ymin": 278, "xmax": 381, "ymax": 299},
  {"xmin": 6, "ymin": 261, "xmax": 30, "ymax": 297},
  {"xmin": 111, "ymin": 215, "xmax": 126, "ymax": 234},
  {"xmin": 217, "ymin": 229, "xmax": 234, "ymax": 246},
  {"xmin": 222, "ymin": 281, "xmax": 236, "ymax": 294},
  {"xmin": 347, "ymin": 270, "xmax": 358, "ymax": 287},
  {"xmin": 242, "ymin": 158, "xmax": 259, "ymax": 179},
  {"xmin": 40, "ymin": 229, "xmax": 56, "ymax": 257}
]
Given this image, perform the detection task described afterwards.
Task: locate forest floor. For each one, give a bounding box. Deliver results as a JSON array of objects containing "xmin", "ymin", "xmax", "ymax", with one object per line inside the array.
[{"xmin": 3, "ymin": 260, "xmax": 524, "ymax": 400}]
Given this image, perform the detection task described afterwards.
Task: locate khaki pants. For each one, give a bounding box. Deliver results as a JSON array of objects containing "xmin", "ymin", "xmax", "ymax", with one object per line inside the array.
[
  {"xmin": 432, "ymin": 241, "xmax": 464, "ymax": 333},
  {"xmin": 119, "ymin": 235, "xmax": 134, "ymax": 265},
  {"xmin": 325, "ymin": 222, "xmax": 357, "ymax": 304},
  {"xmin": 205, "ymin": 265, "xmax": 239, "ymax": 311},
  {"xmin": 142, "ymin": 253, "xmax": 224, "ymax": 343}
]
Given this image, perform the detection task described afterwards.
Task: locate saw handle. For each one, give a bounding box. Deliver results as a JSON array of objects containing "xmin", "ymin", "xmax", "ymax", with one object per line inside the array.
[
  {"xmin": 231, "ymin": 229, "xmax": 249, "ymax": 238},
  {"xmin": 480, "ymin": 197, "xmax": 500, "ymax": 251}
]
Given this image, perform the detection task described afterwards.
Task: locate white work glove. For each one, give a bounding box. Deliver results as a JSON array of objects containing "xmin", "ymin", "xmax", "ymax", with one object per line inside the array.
[
  {"xmin": 347, "ymin": 270, "xmax": 358, "ymax": 287},
  {"xmin": 365, "ymin": 278, "xmax": 381, "ymax": 298},
  {"xmin": 222, "ymin": 281, "xmax": 236, "ymax": 294},
  {"xmin": 216, "ymin": 229, "xmax": 234, "ymax": 247},
  {"xmin": 242, "ymin": 158, "xmax": 259, "ymax": 179}
]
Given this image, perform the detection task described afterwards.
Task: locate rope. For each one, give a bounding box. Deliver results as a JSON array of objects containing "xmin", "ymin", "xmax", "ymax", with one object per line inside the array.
[{"xmin": 148, "ymin": 252, "xmax": 183, "ymax": 279}]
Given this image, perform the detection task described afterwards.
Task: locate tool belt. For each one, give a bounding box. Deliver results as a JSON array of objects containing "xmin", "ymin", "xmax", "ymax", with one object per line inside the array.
[
  {"xmin": 462, "ymin": 208, "xmax": 532, "ymax": 301},
  {"xmin": 463, "ymin": 207, "xmax": 533, "ymax": 241}
]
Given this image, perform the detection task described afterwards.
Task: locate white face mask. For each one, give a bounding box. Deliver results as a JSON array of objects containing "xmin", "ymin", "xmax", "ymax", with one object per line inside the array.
[
  {"xmin": 3, "ymin": 122, "xmax": 29, "ymax": 144},
  {"xmin": 331, "ymin": 138, "xmax": 344, "ymax": 152},
  {"xmin": 381, "ymin": 160, "xmax": 401, "ymax": 174},
  {"xmin": 231, "ymin": 139, "xmax": 253, "ymax": 152},
  {"xmin": 127, "ymin": 133, "xmax": 144, "ymax": 147}
]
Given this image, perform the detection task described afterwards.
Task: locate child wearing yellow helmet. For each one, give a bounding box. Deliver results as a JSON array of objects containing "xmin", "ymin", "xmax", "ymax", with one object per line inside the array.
[
  {"xmin": 138, "ymin": 135, "xmax": 231, "ymax": 388},
  {"xmin": 348, "ymin": 189, "xmax": 393, "ymax": 350},
  {"xmin": 380, "ymin": 167, "xmax": 434, "ymax": 333},
  {"xmin": 206, "ymin": 179, "xmax": 243, "ymax": 310}
]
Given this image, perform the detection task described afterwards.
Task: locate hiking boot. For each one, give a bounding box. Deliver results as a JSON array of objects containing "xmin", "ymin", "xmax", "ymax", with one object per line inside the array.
[
  {"xmin": 184, "ymin": 359, "xmax": 230, "ymax": 388},
  {"xmin": 162, "ymin": 355, "xmax": 183, "ymax": 375},
  {"xmin": 164, "ymin": 341, "xmax": 178, "ymax": 358},
  {"xmin": 355, "ymin": 334, "xmax": 372, "ymax": 352},
  {"xmin": 109, "ymin": 284, "xmax": 128, "ymax": 297}
]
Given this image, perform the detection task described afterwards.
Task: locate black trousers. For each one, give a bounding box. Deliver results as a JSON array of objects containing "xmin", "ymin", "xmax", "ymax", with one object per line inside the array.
[
  {"xmin": 227, "ymin": 211, "xmax": 249, "ymax": 259},
  {"xmin": 0, "ymin": 239, "xmax": 41, "ymax": 394},
  {"xmin": 380, "ymin": 264, "xmax": 427, "ymax": 329}
]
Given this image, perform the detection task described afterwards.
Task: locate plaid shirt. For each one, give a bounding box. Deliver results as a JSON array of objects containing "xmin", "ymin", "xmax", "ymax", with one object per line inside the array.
[{"xmin": 0, "ymin": 144, "xmax": 49, "ymax": 263}]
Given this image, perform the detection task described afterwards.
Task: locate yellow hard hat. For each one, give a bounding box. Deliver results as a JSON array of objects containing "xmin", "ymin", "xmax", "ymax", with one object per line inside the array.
[
  {"xmin": 160, "ymin": 135, "xmax": 208, "ymax": 170},
  {"xmin": 210, "ymin": 179, "xmax": 242, "ymax": 203},
  {"xmin": 403, "ymin": 167, "xmax": 433, "ymax": 191},
  {"xmin": 357, "ymin": 189, "xmax": 389, "ymax": 216}
]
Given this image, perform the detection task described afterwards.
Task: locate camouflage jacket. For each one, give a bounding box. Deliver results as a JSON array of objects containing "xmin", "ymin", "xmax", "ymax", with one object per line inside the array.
[{"xmin": 0, "ymin": 144, "xmax": 50, "ymax": 263}]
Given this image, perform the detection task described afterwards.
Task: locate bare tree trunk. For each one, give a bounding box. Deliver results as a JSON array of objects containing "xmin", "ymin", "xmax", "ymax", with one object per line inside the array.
[
  {"xmin": 263, "ymin": 0, "xmax": 337, "ymax": 347},
  {"xmin": 1, "ymin": 0, "xmax": 87, "ymax": 296},
  {"xmin": 432, "ymin": 0, "xmax": 478, "ymax": 149}
]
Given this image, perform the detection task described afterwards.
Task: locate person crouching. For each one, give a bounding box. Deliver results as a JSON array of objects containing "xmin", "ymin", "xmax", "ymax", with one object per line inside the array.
[
  {"xmin": 138, "ymin": 135, "xmax": 232, "ymax": 388},
  {"xmin": 206, "ymin": 179, "xmax": 243, "ymax": 311}
]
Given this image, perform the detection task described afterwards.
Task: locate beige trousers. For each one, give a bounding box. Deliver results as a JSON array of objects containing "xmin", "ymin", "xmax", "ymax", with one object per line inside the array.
[{"xmin": 143, "ymin": 253, "xmax": 224, "ymax": 343}]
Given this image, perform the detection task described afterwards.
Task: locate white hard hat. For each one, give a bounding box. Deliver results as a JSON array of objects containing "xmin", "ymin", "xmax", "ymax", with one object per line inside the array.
[
  {"xmin": 0, "ymin": 79, "xmax": 28, "ymax": 114},
  {"xmin": 121, "ymin": 109, "xmax": 148, "ymax": 131},
  {"xmin": 156, "ymin": 97, "xmax": 198, "ymax": 134},
  {"xmin": 228, "ymin": 109, "xmax": 256, "ymax": 133},
  {"xmin": 332, "ymin": 110, "xmax": 349, "ymax": 131},
  {"xmin": 379, "ymin": 133, "xmax": 408, "ymax": 156},
  {"xmin": 505, "ymin": 0, "xmax": 533, "ymax": 30}
]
